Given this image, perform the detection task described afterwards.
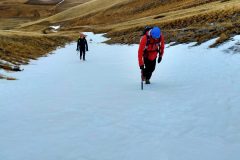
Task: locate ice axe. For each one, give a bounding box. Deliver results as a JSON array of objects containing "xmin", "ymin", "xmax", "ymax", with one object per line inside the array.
[{"xmin": 141, "ymin": 70, "xmax": 144, "ymax": 90}]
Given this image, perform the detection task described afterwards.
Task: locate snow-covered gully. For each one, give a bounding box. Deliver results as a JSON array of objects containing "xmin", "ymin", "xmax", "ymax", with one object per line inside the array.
[{"xmin": 0, "ymin": 33, "xmax": 240, "ymax": 160}]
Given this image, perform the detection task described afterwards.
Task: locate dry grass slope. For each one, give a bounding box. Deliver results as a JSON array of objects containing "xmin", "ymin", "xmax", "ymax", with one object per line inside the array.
[
  {"xmin": 20, "ymin": 0, "xmax": 128, "ymax": 27},
  {"xmin": 21, "ymin": 0, "xmax": 239, "ymax": 45},
  {"xmin": 0, "ymin": 30, "xmax": 74, "ymax": 71}
]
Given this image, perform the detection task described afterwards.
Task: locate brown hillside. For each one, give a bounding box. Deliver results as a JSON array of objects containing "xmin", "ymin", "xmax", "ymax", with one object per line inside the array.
[
  {"xmin": 0, "ymin": 0, "xmax": 92, "ymax": 29},
  {"xmin": 54, "ymin": 0, "xmax": 91, "ymax": 13},
  {"xmin": 57, "ymin": 0, "xmax": 239, "ymax": 45},
  {"xmin": 0, "ymin": 30, "xmax": 74, "ymax": 69},
  {"xmin": 0, "ymin": 4, "xmax": 54, "ymax": 19},
  {"xmin": 26, "ymin": 0, "xmax": 62, "ymax": 5},
  {"xmin": 19, "ymin": 0, "xmax": 239, "ymax": 45}
]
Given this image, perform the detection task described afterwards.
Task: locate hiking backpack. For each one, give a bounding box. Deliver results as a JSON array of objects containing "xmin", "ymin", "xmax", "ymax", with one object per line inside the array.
[{"xmin": 142, "ymin": 26, "xmax": 161, "ymax": 56}]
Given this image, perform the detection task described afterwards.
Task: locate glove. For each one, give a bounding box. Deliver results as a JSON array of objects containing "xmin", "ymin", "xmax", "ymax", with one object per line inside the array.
[
  {"xmin": 140, "ymin": 65, "xmax": 144, "ymax": 70},
  {"xmin": 76, "ymin": 48, "xmax": 79, "ymax": 51},
  {"xmin": 157, "ymin": 56, "xmax": 162, "ymax": 63}
]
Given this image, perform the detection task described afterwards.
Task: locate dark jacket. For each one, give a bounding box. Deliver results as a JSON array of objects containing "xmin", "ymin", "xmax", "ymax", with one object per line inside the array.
[{"xmin": 77, "ymin": 37, "xmax": 88, "ymax": 51}]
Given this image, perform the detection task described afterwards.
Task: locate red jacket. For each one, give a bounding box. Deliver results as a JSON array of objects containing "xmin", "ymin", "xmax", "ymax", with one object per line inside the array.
[{"xmin": 138, "ymin": 33, "xmax": 165, "ymax": 66}]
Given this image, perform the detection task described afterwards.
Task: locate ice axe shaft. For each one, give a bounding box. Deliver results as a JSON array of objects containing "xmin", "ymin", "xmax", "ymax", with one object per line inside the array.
[{"xmin": 141, "ymin": 71, "xmax": 144, "ymax": 90}]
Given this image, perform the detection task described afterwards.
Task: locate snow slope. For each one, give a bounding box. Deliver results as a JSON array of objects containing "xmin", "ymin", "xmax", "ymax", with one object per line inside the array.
[{"xmin": 0, "ymin": 33, "xmax": 240, "ymax": 160}]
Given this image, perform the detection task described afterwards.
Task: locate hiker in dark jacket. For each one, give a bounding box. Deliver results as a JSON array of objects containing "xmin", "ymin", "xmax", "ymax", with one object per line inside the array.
[
  {"xmin": 76, "ymin": 33, "xmax": 88, "ymax": 61},
  {"xmin": 138, "ymin": 26, "xmax": 165, "ymax": 84}
]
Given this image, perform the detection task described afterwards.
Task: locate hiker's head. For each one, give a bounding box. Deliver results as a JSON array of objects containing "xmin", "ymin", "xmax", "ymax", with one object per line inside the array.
[
  {"xmin": 79, "ymin": 33, "xmax": 85, "ymax": 38},
  {"xmin": 150, "ymin": 27, "xmax": 161, "ymax": 39}
]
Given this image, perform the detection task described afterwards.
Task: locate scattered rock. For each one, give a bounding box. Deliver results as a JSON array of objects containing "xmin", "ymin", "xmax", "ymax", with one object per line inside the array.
[
  {"xmin": 0, "ymin": 62, "xmax": 23, "ymax": 72},
  {"xmin": 0, "ymin": 74, "xmax": 17, "ymax": 80},
  {"xmin": 224, "ymin": 41, "xmax": 240, "ymax": 54}
]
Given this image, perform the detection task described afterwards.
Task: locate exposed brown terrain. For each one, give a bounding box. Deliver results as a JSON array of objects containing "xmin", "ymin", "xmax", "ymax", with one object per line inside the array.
[
  {"xmin": 27, "ymin": 0, "xmax": 63, "ymax": 5},
  {"xmin": 0, "ymin": 0, "xmax": 239, "ymax": 79}
]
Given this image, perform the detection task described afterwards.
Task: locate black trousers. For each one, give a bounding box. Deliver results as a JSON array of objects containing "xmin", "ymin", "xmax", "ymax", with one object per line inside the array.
[
  {"xmin": 80, "ymin": 48, "xmax": 86, "ymax": 60},
  {"xmin": 143, "ymin": 58, "xmax": 156, "ymax": 80}
]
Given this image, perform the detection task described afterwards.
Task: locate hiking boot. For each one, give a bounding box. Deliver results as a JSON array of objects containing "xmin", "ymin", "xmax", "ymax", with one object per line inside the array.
[{"xmin": 145, "ymin": 79, "xmax": 150, "ymax": 84}]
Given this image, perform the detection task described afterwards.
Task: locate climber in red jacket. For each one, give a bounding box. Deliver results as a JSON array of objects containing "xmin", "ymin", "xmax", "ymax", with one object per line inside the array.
[{"xmin": 138, "ymin": 26, "xmax": 165, "ymax": 84}]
